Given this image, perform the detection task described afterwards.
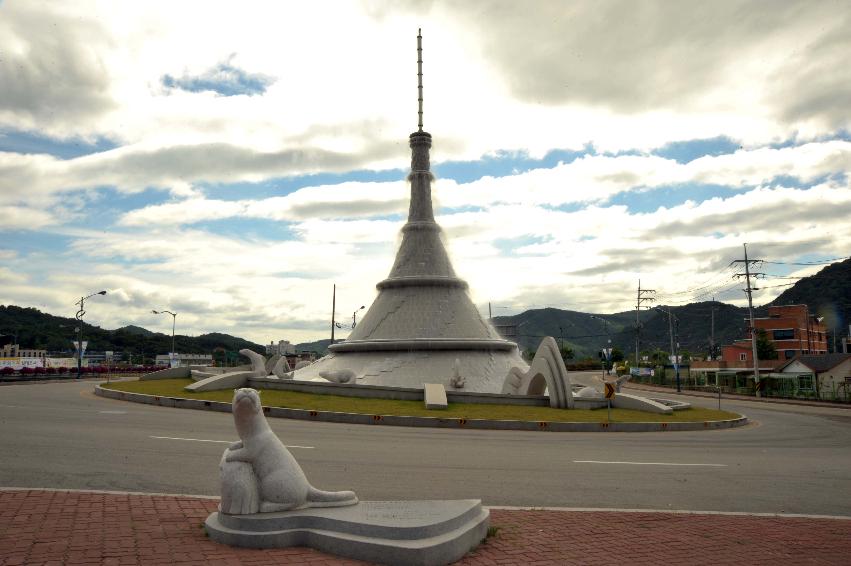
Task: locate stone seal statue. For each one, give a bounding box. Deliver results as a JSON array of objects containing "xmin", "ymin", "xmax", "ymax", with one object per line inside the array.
[{"xmin": 219, "ymin": 388, "xmax": 358, "ymax": 514}]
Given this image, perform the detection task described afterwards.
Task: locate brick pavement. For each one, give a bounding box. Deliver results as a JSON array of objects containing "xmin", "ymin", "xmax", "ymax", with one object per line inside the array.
[{"xmin": 1, "ymin": 490, "xmax": 850, "ymax": 565}]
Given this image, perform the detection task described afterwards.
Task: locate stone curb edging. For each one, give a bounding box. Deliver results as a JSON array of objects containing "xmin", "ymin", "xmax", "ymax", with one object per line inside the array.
[
  {"xmin": 4, "ymin": 488, "xmax": 848, "ymax": 521},
  {"xmin": 94, "ymin": 385, "xmax": 748, "ymax": 432}
]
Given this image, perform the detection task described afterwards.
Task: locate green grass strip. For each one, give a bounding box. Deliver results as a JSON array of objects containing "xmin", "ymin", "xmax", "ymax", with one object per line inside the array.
[{"xmin": 101, "ymin": 378, "xmax": 741, "ymax": 423}]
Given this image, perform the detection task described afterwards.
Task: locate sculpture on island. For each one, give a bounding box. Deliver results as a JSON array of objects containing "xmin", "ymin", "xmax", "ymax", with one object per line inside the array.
[
  {"xmin": 318, "ymin": 369, "xmax": 357, "ymax": 384},
  {"xmin": 572, "ymin": 371, "xmax": 633, "ymax": 397},
  {"xmin": 449, "ymin": 358, "xmax": 465, "ymax": 389},
  {"xmin": 502, "ymin": 336, "xmax": 574, "ymax": 408},
  {"xmin": 220, "ymin": 388, "xmax": 358, "ymax": 514}
]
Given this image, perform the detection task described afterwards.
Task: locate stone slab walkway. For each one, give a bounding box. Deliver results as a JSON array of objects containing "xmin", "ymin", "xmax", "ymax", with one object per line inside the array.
[{"xmin": 2, "ymin": 489, "xmax": 850, "ymax": 565}]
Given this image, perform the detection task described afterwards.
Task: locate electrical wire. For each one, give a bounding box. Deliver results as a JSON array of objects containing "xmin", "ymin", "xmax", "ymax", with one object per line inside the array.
[{"xmin": 760, "ymin": 255, "xmax": 851, "ymax": 266}]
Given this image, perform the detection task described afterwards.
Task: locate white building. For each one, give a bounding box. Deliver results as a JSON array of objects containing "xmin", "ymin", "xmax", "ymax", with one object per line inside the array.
[
  {"xmin": 266, "ymin": 340, "xmax": 296, "ymax": 356},
  {"xmin": 155, "ymin": 353, "xmax": 213, "ymax": 367}
]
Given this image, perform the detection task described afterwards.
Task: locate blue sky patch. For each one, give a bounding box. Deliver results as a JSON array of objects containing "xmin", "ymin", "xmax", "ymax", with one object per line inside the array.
[
  {"xmin": 0, "ymin": 129, "xmax": 117, "ymax": 159},
  {"xmin": 606, "ymin": 183, "xmax": 741, "ymax": 213},
  {"xmin": 434, "ymin": 147, "xmax": 591, "ymax": 184},
  {"xmin": 162, "ymin": 61, "xmax": 274, "ymax": 97},
  {"xmin": 653, "ymin": 136, "xmax": 742, "ymax": 164}
]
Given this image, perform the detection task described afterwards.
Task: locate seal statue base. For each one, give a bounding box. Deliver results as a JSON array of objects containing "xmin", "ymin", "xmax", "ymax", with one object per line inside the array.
[{"xmin": 205, "ymin": 499, "xmax": 490, "ymax": 566}]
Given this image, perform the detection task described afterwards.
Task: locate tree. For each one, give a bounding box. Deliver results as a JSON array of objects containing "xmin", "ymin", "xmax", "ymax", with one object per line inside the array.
[
  {"xmin": 756, "ymin": 329, "xmax": 778, "ymax": 360},
  {"xmin": 560, "ymin": 346, "xmax": 574, "ymax": 363},
  {"xmin": 610, "ymin": 348, "xmax": 625, "ymax": 363}
]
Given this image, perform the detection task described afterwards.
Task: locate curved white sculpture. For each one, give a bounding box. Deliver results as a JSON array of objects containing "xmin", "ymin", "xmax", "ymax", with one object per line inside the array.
[
  {"xmin": 239, "ymin": 349, "xmax": 269, "ymax": 377},
  {"xmin": 501, "ymin": 336, "xmax": 574, "ymax": 408},
  {"xmin": 264, "ymin": 354, "xmax": 282, "ymax": 375},
  {"xmin": 271, "ymin": 356, "xmax": 292, "ymax": 379},
  {"xmin": 220, "ymin": 388, "xmax": 358, "ymax": 514}
]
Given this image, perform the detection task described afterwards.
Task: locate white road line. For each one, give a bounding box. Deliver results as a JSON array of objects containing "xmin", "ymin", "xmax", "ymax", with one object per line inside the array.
[
  {"xmin": 98, "ymin": 410, "xmax": 127, "ymax": 414},
  {"xmin": 149, "ymin": 436, "xmax": 314, "ymax": 449},
  {"xmin": 574, "ymin": 460, "xmax": 727, "ymax": 467}
]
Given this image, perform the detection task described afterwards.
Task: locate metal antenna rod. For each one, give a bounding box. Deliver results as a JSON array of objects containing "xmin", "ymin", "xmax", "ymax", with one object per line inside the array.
[{"xmin": 417, "ymin": 28, "xmax": 423, "ymax": 131}]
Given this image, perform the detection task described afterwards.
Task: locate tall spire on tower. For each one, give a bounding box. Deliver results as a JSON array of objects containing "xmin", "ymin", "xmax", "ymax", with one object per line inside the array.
[{"xmin": 417, "ymin": 28, "xmax": 423, "ymax": 132}]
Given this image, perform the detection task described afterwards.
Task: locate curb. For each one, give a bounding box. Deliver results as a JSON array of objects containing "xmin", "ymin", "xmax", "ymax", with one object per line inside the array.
[
  {"xmin": 4, "ymin": 488, "xmax": 846, "ymax": 520},
  {"xmin": 625, "ymin": 383, "xmax": 851, "ymax": 410},
  {"xmin": 94, "ymin": 385, "xmax": 748, "ymax": 432}
]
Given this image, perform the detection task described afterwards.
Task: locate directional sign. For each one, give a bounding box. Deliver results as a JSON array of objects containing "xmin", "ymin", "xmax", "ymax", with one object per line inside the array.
[{"xmin": 604, "ymin": 382, "xmax": 615, "ymax": 399}]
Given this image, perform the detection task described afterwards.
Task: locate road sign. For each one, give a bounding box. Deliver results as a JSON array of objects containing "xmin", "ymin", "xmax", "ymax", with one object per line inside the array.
[{"xmin": 604, "ymin": 382, "xmax": 615, "ymax": 399}]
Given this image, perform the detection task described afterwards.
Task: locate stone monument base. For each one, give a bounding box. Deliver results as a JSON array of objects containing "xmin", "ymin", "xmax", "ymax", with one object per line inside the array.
[{"xmin": 204, "ymin": 499, "xmax": 490, "ymax": 566}]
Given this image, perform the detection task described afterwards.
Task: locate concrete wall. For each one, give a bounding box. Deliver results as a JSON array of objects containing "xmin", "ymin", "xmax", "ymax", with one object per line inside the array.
[
  {"xmin": 139, "ymin": 366, "xmax": 191, "ymax": 380},
  {"xmin": 250, "ymin": 377, "xmax": 558, "ymax": 406}
]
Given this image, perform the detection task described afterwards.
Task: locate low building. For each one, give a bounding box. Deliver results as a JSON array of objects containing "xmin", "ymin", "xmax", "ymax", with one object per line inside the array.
[
  {"xmin": 155, "ymin": 353, "xmax": 213, "ymax": 367},
  {"xmin": 689, "ymin": 358, "xmax": 788, "ymax": 392},
  {"xmin": 772, "ymin": 354, "xmax": 851, "ymax": 401},
  {"xmin": 1, "ymin": 344, "xmax": 47, "ymax": 359}
]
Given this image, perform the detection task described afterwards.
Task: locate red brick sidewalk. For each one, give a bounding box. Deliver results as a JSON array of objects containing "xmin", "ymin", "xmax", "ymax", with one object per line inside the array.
[{"xmin": 1, "ymin": 490, "xmax": 849, "ymax": 565}]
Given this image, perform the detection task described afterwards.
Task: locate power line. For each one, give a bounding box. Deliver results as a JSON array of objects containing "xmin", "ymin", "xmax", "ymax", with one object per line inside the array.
[{"xmin": 760, "ymin": 255, "xmax": 851, "ymax": 266}]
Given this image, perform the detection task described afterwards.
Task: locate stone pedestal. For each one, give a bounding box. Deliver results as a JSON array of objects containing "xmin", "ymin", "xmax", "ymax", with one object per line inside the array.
[{"xmin": 205, "ymin": 499, "xmax": 489, "ymax": 566}]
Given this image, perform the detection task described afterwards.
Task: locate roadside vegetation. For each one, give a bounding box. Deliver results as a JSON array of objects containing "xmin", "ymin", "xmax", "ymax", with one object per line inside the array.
[{"xmin": 101, "ymin": 379, "xmax": 742, "ymax": 423}]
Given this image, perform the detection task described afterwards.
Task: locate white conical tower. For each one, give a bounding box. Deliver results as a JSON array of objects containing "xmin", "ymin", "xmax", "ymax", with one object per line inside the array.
[{"xmin": 295, "ymin": 30, "xmax": 526, "ymax": 391}]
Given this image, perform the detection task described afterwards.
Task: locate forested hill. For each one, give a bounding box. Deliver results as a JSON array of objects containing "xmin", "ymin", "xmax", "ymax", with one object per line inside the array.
[
  {"xmin": 767, "ymin": 256, "xmax": 851, "ymax": 334},
  {"xmin": 0, "ymin": 305, "xmax": 264, "ymax": 357}
]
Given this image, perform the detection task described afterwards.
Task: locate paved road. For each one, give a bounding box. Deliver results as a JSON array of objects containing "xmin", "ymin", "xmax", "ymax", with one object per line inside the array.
[{"xmin": 1, "ymin": 379, "xmax": 850, "ymax": 516}]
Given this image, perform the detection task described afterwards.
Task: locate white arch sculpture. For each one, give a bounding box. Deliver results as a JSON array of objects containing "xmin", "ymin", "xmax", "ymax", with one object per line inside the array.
[{"xmin": 501, "ymin": 336, "xmax": 574, "ymax": 409}]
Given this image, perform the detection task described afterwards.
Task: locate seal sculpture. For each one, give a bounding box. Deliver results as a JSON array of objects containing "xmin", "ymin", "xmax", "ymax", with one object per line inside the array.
[{"xmin": 220, "ymin": 388, "xmax": 358, "ymax": 514}]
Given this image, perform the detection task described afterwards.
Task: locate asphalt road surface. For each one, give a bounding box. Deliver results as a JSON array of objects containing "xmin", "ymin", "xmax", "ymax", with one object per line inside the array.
[{"xmin": 1, "ymin": 379, "xmax": 850, "ymax": 516}]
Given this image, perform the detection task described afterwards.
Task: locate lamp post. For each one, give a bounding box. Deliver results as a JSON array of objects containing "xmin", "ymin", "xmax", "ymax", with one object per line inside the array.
[
  {"xmin": 75, "ymin": 290, "xmax": 107, "ymax": 379},
  {"xmin": 352, "ymin": 306, "xmax": 365, "ymax": 329},
  {"xmin": 152, "ymin": 310, "xmax": 177, "ymax": 367}
]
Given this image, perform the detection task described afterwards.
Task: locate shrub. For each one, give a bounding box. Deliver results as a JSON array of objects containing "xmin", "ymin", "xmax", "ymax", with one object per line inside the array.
[
  {"xmin": 20, "ymin": 367, "xmax": 34, "ymax": 375},
  {"xmin": 44, "ymin": 367, "xmax": 56, "ymax": 375},
  {"xmin": 0, "ymin": 366, "xmax": 15, "ymax": 376},
  {"xmin": 33, "ymin": 367, "xmax": 46, "ymax": 375}
]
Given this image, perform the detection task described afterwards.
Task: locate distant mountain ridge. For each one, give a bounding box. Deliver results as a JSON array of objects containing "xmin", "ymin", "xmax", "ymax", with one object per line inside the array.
[
  {"xmin": 2, "ymin": 256, "xmax": 847, "ymax": 359},
  {"xmin": 0, "ymin": 305, "xmax": 265, "ymax": 360}
]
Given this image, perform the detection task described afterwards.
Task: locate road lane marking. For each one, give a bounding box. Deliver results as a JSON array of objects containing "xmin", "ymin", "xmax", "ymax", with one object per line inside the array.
[
  {"xmin": 573, "ymin": 460, "xmax": 726, "ymax": 467},
  {"xmin": 99, "ymin": 410, "xmax": 127, "ymax": 414},
  {"xmin": 149, "ymin": 436, "xmax": 314, "ymax": 449}
]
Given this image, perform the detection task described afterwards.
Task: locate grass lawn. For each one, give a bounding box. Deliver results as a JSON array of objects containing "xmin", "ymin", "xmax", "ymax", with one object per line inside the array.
[{"xmin": 101, "ymin": 378, "xmax": 742, "ymax": 423}]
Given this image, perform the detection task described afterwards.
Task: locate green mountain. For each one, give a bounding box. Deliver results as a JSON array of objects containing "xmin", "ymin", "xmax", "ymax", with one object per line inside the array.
[
  {"xmin": 0, "ymin": 305, "xmax": 265, "ymax": 360},
  {"xmin": 767, "ymin": 256, "xmax": 851, "ymax": 340},
  {"xmin": 492, "ymin": 302, "xmax": 748, "ymax": 360}
]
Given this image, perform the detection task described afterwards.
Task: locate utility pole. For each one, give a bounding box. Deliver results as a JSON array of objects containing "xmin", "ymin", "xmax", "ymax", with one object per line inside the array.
[
  {"xmin": 733, "ymin": 244, "xmax": 763, "ymax": 396},
  {"xmin": 635, "ymin": 280, "xmax": 656, "ymax": 367},
  {"xmin": 330, "ymin": 284, "xmax": 336, "ymax": 344},
  {"xmin": 710, "ymin": 296, "xmax": 717, "ymax": 360},
  {"xmin": 656, "ymin": 306, "xmax": 681, "ymax": 392}
]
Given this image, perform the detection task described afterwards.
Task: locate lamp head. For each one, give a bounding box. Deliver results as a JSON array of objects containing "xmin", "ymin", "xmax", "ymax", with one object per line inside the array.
[
  {"xmin": 360, "ymin": 305, "xmax": 365, "ymax": 310},
  {"xmin": 98, "ymin": 290, "xmax": 107, "ymax": 295},
  {"xmin": 151, "ymin": 310, "xmax": 159, "ymax": 314}
]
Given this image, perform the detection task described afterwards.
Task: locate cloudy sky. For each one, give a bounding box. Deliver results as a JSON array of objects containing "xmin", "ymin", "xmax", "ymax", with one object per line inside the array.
[{"xmin": 1, "ymin": 0, "xmax": 849, "ymax": 346}]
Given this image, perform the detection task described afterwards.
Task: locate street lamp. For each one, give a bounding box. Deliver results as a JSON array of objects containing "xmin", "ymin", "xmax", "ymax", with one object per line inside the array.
[
  {"xmin": 352, "ymin": 306, "xmax": 365, "ymax": 329},
  {"xmin": 152, "ymin": 310, "xmax": 177, "ymax": 367},
  {"xmin": 75, "ymin": 290, "xmax": 107, "ymax": 379}
]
